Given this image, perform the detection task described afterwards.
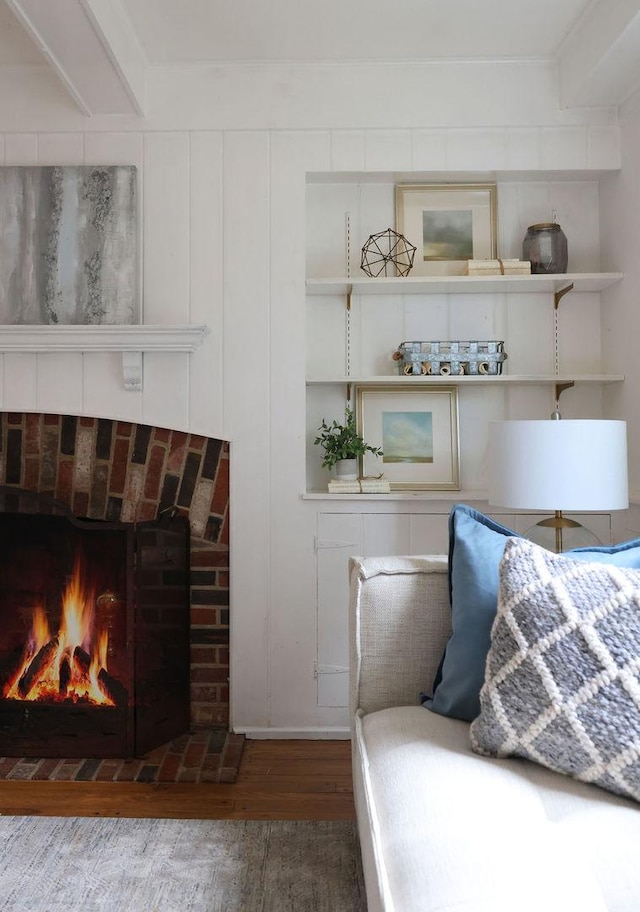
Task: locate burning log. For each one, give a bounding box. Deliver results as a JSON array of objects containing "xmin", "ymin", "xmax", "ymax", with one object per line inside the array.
[
  {"xmin": 0, "ymin": 646, "xmax": 26, "ymax": 694},
  {"xmin": 73, "ymin": 647, "xmax": 127, "ymax": 707},
  {"xmin": 17, "ymin": 636, "xmax": 59, "ymax": 698}
]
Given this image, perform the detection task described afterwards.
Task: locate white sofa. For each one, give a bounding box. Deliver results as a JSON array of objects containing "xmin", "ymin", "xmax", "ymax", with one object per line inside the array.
[{"xmin": 349, "ymin": 554, "xmax": 640, "ymax": 912}]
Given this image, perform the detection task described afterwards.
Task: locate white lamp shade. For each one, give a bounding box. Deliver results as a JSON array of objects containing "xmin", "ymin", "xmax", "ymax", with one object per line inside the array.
[{"xmin": 488, "ymin": 420, "xmax": 628, "ymax": 512}]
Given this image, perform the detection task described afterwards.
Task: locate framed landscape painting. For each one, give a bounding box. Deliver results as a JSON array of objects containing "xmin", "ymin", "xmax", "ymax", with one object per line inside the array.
[
  {"xmin": 355, "ymin": 384, "xmax": 460, "ymax": 491},
  {"xmin": 395, "ymin": 183, "xmax": 497, "ymax": 276}
]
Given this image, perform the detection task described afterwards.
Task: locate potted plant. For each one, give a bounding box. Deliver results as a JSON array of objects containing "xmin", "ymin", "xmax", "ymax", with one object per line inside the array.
[{"xmin": 314, "ymin": 406, "xmax": 383, "ymax": 480}]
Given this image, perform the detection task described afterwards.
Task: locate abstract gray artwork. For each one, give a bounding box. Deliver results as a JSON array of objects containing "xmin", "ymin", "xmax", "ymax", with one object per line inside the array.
[{"xmin": 0, "ymin": 166, "xmax": 138, "ymax": 324}]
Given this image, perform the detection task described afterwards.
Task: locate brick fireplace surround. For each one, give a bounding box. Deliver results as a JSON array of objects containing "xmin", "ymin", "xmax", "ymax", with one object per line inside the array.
[{"xmin": 0, "ymin": 411, "xmax": 231, "ymax": 735}]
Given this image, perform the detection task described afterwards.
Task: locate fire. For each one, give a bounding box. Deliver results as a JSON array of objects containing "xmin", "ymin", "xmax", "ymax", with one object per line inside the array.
[{"xmin": 4, "ymin": 553, "xmax": 115, "ymax": 706}]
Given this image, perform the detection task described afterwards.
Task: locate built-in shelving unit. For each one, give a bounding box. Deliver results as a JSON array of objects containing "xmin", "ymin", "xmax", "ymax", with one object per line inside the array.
[
  {"xmin": 305, "ymin": 268, "xmax": 625, "ymax": 496},
  {"xmin": 306, "ymin": 273, "xmax": 625, "ymax": 388},
  {"xmin": 0, "ymin": 324, "xmax": 210, "ymax": 391}
]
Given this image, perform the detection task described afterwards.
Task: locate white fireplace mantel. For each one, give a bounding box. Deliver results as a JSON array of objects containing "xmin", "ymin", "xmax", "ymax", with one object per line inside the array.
[{"xmin": 0, "ymin": 324, "xmax": 211, "ymax": 391}]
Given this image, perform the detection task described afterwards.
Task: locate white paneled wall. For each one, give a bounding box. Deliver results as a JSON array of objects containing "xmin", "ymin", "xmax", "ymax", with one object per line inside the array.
[
  {"xmin": 0, "ymin": 131, "xmax": 224, "ymax": 435},
  {"xmin": 0, "ymin": 55, "xmax": 628, "ymax": 734}
]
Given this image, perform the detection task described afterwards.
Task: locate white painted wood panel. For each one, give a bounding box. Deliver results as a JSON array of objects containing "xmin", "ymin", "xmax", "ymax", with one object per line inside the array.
[
  {"xmin": 142, "ymin": 132, "xmax": 190, "ymax": 324},
  {"xmin": 36, "ymin": 353, "xmax": 83, "ymax": 415},
  {"xmin": 37, "ymin": 132, "xmax": 83, "ymax": 164},
  {"xmin": 363, "ymin": 512, "xmax": 411, "ymax": 555},
  {"xmin": 364, "ymin": 130, "xmax": 412, "ymax": 172},
  {"xmin": 330, "ymin": 130, "xmax": 365, "ymax": 172},
  {"xmin": 446, "ymin": 128, "xmax": 507, "ymax": 171},
  {"xmin": 224, "ymin": 130, "xmax": 273, "ymax": 731},
  {"xmin": 188, "ymin": 131, "xmax": 224, "ymax": 438},
  {"xmin": 83, "ymin": 132, "xmax": 144, "ymax": 168},
  {"xmin": 4, "ymin": 133, "xmax": 36, "ymax": 164},
  {"xmin": 1, "ymin": 353, "xmax": 37, "ymax": 410},
  {"xmin": 82, "ymin": 353, "xmax": 144, "ymax": 423},
  {"xmin": 269, "ymin": 132, "xmax": 346, "ymax": 728},
  {"xmin": 409, "ymin": 512, "xmax": 450, "ymax": 553},
  {"xmin": 316, "ymin": 512, "xmax": 362, "ymax": 709},
  {"xmin": 141, "ymin": 352, "xmax": 190, "ymax": 430}
]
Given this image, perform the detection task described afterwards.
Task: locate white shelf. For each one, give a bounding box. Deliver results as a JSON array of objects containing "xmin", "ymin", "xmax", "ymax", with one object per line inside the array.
[
  {"xmin": 0, "ymin": 324, "xmax": 211, "ymax": 391},
  {"xmin": 306, "ymin": 273, "xmax": 623, "ymax": 296},
  {"xmin": 306, "ymin": 374, "xmax": 624, "ymax": 386},
  {"xmin": 302, "ymin": 490, "xmax": 486, "ymax": 501}
]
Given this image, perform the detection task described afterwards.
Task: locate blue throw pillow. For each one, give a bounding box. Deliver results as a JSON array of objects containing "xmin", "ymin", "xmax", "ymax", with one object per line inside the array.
[{"xmin": 425, "ymin": 503, "xmax": 640, "ymax": 722}]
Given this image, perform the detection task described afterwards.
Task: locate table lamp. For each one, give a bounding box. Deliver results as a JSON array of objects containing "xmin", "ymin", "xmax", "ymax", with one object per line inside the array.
[{"xmin": 488, "ymin": 419, "xmax": 628, "ymax": 553}]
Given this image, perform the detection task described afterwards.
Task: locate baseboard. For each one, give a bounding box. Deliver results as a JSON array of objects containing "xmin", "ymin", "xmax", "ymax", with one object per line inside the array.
[{"xmin": 232, "ymin": 726, "xmax": 351, "ymax": 740}]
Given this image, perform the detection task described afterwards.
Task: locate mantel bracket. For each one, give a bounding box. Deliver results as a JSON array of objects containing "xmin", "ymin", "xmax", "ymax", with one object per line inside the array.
[
  {"xmin": 554, "ymin": 283, "xmax": 574, "ymax": 309},
  {"xmin": 123, "ymin": 352, "xmax": 143, "ymax": 391}
]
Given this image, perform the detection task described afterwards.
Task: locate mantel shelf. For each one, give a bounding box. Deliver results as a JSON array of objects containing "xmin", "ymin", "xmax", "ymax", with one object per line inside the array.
[
  {"xmin": 306, "ymin": 273, "xmax": 624, "ymax": 296},
  {"xmin": 306, "ymin": 374, "xmax": 624, "ymax": 386},
  {"xmin": 0, "ymin": 324, "xmax": 211, "ymax": 391}
]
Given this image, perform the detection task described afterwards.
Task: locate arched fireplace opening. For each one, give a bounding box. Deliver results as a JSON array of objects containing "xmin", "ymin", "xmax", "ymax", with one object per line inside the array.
[
  {"xmin": 0, "ymin": 488, "xmax": 190, "ymax": 758},
  {"xmin": 0, "ymin": 412, "xmax": 230, "ymax": 766}
]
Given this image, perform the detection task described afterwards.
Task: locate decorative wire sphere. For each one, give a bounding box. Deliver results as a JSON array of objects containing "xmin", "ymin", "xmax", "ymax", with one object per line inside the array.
[{"xmin": 360, "ymin": 228, "xmax": 417, "ymax": 277}]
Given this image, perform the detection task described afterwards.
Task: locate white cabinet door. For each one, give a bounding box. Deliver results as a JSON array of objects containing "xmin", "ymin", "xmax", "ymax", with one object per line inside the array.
[
  {"xmin": 316, "ymin": 513, "xmax": 362, "ymax": 707},
  {"xmin": 315, "ymin": 510, "xmax": 449, "ymax": 707}
]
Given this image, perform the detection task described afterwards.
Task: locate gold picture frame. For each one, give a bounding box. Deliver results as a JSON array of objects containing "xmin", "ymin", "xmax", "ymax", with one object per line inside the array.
[
  {"xmin": 395, "ymin": 182, "xmax": 497, "ymax": 276},
  {"xmin": 355, "ymin": 384, "xmax": 460, "ymax": 491}
]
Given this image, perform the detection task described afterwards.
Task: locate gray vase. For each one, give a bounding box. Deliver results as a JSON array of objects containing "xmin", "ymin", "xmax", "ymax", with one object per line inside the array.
[{"xmin": 523, "ymin": 223, "xmax": 568, "ymax": 274}]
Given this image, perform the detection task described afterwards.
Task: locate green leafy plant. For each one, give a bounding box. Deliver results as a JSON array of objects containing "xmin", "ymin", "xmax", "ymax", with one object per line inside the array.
[{"xmin": 314, "ymin": 407, "xmax": 383, "ymax": 470}]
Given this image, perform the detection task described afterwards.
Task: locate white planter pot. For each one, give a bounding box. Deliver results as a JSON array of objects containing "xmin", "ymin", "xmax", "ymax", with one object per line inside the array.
[{"xmin": 335, "ymin": 458, "xmax": 358, "ymax": 481}]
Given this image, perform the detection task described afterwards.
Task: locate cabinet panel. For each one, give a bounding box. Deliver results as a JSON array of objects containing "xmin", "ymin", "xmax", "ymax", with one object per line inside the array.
[
  {"xmin": 316, "ymin": 510, "xmax": 449, "ymax": 708},
  {"xmin": 362, "ymin": 513, "xmax": 412, "ymax": 556},
  {"xmin": 316, "ymin": 513, "xmax": 362, "ymax": 707},
  {"xmin": 408, "ymin": 513, "xmax": 450, "ymax": 552}
]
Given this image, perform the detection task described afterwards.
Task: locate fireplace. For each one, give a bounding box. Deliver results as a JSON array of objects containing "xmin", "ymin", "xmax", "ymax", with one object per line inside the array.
[
  {"xmin": 0, "ymin": 412, "xmax": 230, "ymax": 767},
  {"xmin": 0, "ymin": 488, "xmax": 191, "ymax": 758}
]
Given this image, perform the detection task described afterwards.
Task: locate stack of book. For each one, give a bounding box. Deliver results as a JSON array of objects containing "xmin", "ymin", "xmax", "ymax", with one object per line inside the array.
[
  {"xmin": 328, "ymin": 477, "xmax": 391, "ymax": 494},
  {"xmin": 466, "ymin": 258, "xmax": 531, "ymax": 276}
]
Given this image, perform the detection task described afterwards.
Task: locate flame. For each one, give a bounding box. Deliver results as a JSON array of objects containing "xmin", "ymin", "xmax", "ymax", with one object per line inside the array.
[
  {"xmin": 31, "ymin": 605, "xmax": 51, "ymax": 652},
  {"xmin": 4, "ymin": 552, "xmax": 115, "ymax": 706}
]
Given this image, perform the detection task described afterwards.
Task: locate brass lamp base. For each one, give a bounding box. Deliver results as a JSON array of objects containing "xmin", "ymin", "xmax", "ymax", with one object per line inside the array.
[{"xmin": 526, "ymin": 510, "xmax": 601, "ymax": 554}]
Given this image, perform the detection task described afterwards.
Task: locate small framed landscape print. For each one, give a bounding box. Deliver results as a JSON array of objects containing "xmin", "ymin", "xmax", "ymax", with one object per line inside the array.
[
  {"xmin": 395, "ymin": 183, "xmax": 497, "ymax": 276},
  {"xmin": 355, "ymin": 384, "xmax": 460, "ymax": 491}
]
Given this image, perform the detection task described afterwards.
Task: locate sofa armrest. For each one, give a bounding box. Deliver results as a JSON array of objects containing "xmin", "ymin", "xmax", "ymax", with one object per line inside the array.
[{"xmin": 349, "ymin": 554, "xmax": 450, "ymax": 721}]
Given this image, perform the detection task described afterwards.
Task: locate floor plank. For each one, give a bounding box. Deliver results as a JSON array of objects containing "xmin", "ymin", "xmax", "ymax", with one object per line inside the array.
[{"xmin": 0, "ymin": 740, "xmax": 356, "ymax": 820}]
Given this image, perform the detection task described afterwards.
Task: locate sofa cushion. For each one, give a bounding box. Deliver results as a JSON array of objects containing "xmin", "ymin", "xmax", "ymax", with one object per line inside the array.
[
  {"xmin": 354, "ymin": 704, "xmax": 640, "ymax": 912},
  {"xmin": 470, "ymin": 538, "xmax": 640, "ymax": 804},
  {"xmin": 427, "ymin": 503, "xmax": 640, "ymax": 722}
]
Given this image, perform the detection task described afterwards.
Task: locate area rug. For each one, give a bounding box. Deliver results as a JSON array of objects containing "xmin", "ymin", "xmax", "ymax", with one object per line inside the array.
[{"xmin": 0, "ymin": 817, "xmax": 366, "ymax": 911}]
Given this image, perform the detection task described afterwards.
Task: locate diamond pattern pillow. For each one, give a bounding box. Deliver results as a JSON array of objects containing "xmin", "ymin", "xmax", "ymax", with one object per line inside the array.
[{"xmin": 470, "ymin": 537, "xmax": 640, "ymax": 803}]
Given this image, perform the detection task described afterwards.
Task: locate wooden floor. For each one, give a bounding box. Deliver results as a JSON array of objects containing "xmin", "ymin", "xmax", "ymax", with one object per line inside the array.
[{"xmin": 0, "ymin": 740, "xmax": 355, "ymax": 820}]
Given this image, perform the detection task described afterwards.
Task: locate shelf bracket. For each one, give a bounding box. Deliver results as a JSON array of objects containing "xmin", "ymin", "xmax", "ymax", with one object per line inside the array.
[
  {"xmin": 554, "ymin": 283, "xmax": 574, "ymax": 309},
  {"xmin": 346, "ymin": 284, "xmax": 352, "ymax": 311},
  {"xmin": 554, "ymin": 380, "xmax": 574, "ymax": 404}
]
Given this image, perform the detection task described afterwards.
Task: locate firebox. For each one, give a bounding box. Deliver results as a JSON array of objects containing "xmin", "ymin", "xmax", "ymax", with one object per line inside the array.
[{"xmin": 0, "ymin": 488, "xmax": 191, "ymax": 759}]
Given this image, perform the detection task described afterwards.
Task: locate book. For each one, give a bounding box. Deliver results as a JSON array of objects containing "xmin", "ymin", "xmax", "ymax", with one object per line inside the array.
[{"xmin": 328, "ymin": 478, "xmax": 391, "ymax": 494}]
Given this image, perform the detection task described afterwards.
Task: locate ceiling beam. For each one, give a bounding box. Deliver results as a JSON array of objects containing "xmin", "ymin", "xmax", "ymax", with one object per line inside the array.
[
  {"xmin": 558, "ymin": 0, "xmax": 640, "ymax": 107},
  {"xmin": 4, "ymin": 0, "xmax": 146, "ymax": 116}
]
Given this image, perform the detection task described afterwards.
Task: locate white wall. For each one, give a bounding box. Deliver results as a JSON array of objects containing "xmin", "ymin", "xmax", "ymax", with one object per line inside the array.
[{"xmin": 0, "ymin": 57, "xmax": 627, "ymax": 735}]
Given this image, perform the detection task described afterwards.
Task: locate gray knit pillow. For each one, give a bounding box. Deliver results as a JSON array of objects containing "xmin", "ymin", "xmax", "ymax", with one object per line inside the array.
[{"xmin": 470, "ymin": 537, "xmax": 640, "ymax": 803}]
